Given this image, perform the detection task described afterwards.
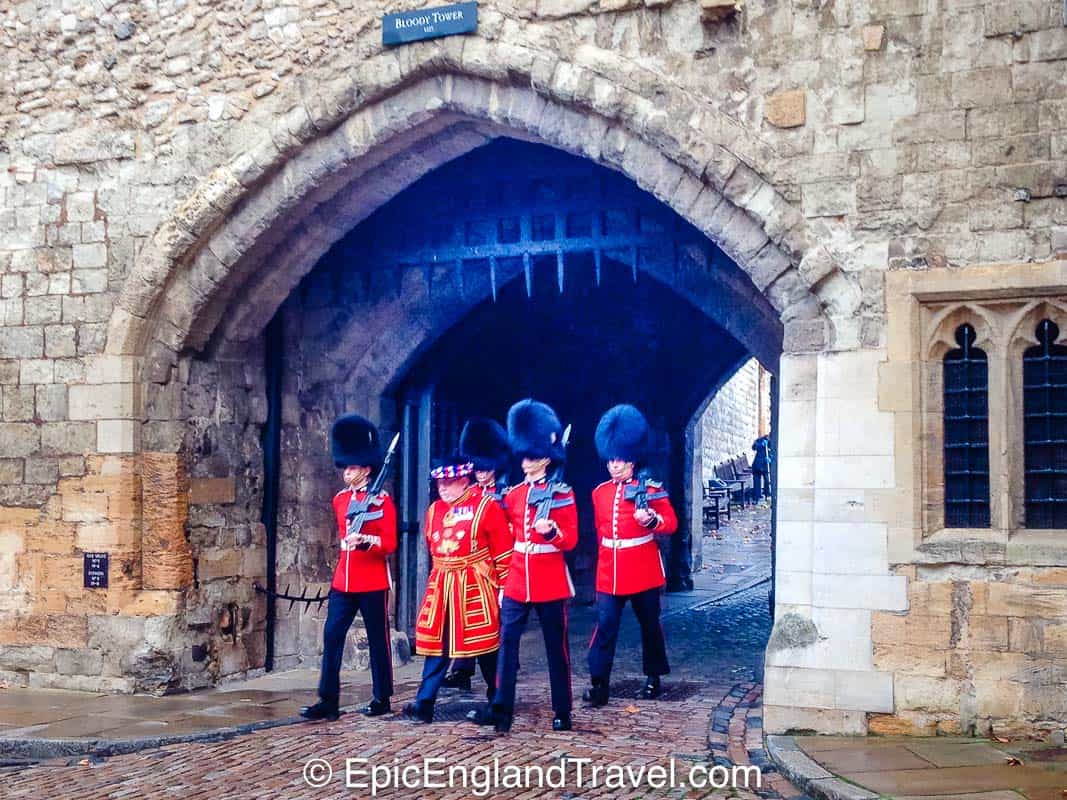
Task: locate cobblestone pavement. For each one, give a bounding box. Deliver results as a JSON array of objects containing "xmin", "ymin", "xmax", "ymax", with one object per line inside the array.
[
  {"xmin": 2, "ymin": 510, "xmax": 798, "ymax": 800},
  {"xmin": 698, "ymin": 500, "xmax": 773, "ymax": 591}
]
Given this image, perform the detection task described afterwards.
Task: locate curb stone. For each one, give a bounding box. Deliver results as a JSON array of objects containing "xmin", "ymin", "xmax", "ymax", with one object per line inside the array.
[
  {"xmin": 765, "ymin": 735, "xmax": 879, "ymax": 800},
  {"xmin": 0, "ymin": 708, "xmax": 339, "ymax": 761},
  {"xmin": 661, "ymin": 576, "xmax": 772, "ymax": 620}
]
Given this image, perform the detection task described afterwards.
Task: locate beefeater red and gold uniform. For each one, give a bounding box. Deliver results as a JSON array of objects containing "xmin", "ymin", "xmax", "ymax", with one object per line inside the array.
[
  {"xmin": 415, "ymin": 486, "xmax": 513, "ymax": 657},
  {"xmin": 592, "ymin": 478, "xmax": 678, "ymax": 595},
  {"xmin": 330, "ymin": 487, "xmax": 397, "ymax": 593},
  {"xmin": 501, "ymin": 478, "xmax": 578, "ymax": 603}
]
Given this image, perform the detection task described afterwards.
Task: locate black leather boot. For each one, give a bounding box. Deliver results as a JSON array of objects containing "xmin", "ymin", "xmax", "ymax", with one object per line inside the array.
[
  {"xmin": 300, "ymin": 700, "xmax": 340, "ymax": 721},
  {"xmin": 360, "ymin": 698, "xmax": 391, "ymax": 716},
  {"xmin": 552, "ymin": 713, "xmax": 572, "ymax": 731},
  {"xmin": 466, "ymin": 704, "xmax": 496, "ymax": 725},
  {"xmin": 466, "ymin": 704, "xmax": 511, "ymax": 733},
  {"xmin": 640, "ymin": 675, "xmax": 662, "ymax": 699},
  {"xmin": 582, "ymin": 678, "xmax": 609, "ymax": 707},
  {"xmin": 493, "ymin": 710, "xmax": 513, "ymax": 733},
  {"xmin": 402, "ymin": 700, "xmax": 433, "ymax": 723}
]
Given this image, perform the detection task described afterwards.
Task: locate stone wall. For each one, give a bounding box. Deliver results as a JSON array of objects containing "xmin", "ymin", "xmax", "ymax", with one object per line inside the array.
[
  {"xmin": 0, "ymin": 0, "xmax": 1065, "ymax": 735},
  {"xmin": 868, "ymin": 262, "xmax": 1067, "ymax": 738},
  {"xmin": 701, "ymin": 358, "xmax": 770, "ymax": 477}
]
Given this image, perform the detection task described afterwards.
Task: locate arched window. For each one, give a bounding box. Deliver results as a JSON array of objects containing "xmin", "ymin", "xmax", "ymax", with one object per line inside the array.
[
  {"xmin": 1023, "ymin": 319, "xmax": 1067, "ymax": 529},
  {"xmin": 943, "ymin": 324, "xmax": 990, "ymax": 527}
]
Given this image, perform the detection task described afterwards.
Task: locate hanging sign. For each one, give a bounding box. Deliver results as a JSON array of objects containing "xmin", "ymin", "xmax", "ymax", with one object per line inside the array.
[{"xmin": 383, "ymin": 2, "xmax": 477, "ymax": 46}]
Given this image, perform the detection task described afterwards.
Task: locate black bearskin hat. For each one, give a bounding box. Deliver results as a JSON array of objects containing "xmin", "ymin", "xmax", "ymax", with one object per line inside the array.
[
  {"xmin": 459, "ymin": 417, "xmax": 511, "ymax": 475},
  {"xmin": 330, "ymin": 413, "xmax": 382, "ymax": 470},
  {"xmin": 595, "ymin": 404, "xmax": 650, "ymax": 465},
  {"xmin": 507, "ymin": 399, "xmax": 565, "ymax": 462}
]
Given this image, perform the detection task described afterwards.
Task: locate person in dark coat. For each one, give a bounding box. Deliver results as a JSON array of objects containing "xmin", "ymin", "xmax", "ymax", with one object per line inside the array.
[{"xmin": 751, "ymin": 434, "xmax": 772, "ymax": 502}]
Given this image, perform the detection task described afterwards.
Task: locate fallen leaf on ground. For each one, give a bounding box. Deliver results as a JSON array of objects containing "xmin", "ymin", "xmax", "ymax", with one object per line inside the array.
[
  {"xmin": 624, "ymin": 704, "xmax": 641, "ymax": 714},
  {"xmin": 1005, "ymin": 756, "xmax": 1023, "ymax": 766},
  {"xmin": 77, "ymin": 758, "xmax": 91, "ymax": 766}
]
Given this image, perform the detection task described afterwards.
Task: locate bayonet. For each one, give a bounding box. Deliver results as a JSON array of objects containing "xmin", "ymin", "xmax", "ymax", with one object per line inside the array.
[{"xmin": 345, "ymin": 431, "xmax": 401, "ymax": 550}]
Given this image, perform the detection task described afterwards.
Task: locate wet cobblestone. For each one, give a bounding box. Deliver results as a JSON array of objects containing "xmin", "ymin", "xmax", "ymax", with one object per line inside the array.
[{"xmin": 1, "ymin": 513, "xmax": 788, "ymax": 799}]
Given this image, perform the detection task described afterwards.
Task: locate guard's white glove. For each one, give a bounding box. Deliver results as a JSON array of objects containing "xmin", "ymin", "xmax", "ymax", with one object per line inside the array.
[{"xmin": 342, "ymin": 532, "xmax": 369, "ymax": 550}]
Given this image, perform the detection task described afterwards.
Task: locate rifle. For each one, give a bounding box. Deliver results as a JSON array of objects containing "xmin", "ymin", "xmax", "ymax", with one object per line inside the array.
[
  {"xmin": 344, "ymin": 432, "xmax": 400, "ymax": 551},
  {"xmin": 626, "ymin": 467, "xmax": 651, "ymax": 512},
  {"xmin": 624, "ymin": 467, "xmax": 665, "ymax": 530},
  {"xmin": 530, "ymin": 424, "xmax": 572, "ymax": 524}
]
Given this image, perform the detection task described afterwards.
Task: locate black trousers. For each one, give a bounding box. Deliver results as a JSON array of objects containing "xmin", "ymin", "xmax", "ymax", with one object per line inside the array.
[
  {"xmin": 416, "ymin": 635, "xmax": 498, "ymax": 708},
  {"xmin": 587, "ymin": 588, "xmax": 670, "ymax": 683},
  {"xmin": 752, "ymin": 468, "xmax": 770, "ymax": 500},
  {"xmin": 318, "ymin": 588, "xmax": 393, "ymax": 706},
  {"xmin": 493, "ymin": 596, "xmax": 571, "ymax": 717}
]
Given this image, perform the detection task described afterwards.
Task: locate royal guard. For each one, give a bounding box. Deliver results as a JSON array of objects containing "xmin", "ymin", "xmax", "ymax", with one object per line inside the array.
[
  {"xmin": 469, "ymin": 399, "xmax": 578, "ymax": 733},
  {"xmin": 462, "ymin": 417, "xmax": 512, "ymax": 502},
  {"xmin": 441, "ymin": 417, "xmax": 513, "ymax": 692},
  {"xmin": 584, "ymin": 405, "xmax": 678, "ymax": 707},
  {"xmin": 405, "ymin": 455, "xmax": 512, "ymax": 722},
  {"xmin": 301, "ymin": 413, "xmax": 397, "ymax": 722}
]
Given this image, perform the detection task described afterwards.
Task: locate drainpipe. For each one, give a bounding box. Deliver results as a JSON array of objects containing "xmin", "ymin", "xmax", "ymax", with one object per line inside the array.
[
  {"xmin": 769, "ymin": 371, "xmax": 779, "ymax": 620},
  {"xmin": 261, "ymin": 313, "xmax": 284, "ymax": 671}
]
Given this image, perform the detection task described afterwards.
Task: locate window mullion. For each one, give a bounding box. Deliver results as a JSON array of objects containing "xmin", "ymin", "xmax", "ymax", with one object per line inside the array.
[{"xmin": 986, "ymin": 348, "xmax": 1009, "ymax": 531}]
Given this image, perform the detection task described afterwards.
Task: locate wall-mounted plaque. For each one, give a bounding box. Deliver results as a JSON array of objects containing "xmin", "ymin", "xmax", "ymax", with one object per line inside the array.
[{"xmin": 84, "ymin": 552, "xmax": 109, "ymax": 589}]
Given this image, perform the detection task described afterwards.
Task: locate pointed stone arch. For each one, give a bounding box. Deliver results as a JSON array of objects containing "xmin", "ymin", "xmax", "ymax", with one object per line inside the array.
[
  {"xmin": 105, "ymin": 61, "xmax": 849, "ymax": 381},
  {"xmin": 88, "ymin": 54, "xmax": 857, "ymax": 706}
]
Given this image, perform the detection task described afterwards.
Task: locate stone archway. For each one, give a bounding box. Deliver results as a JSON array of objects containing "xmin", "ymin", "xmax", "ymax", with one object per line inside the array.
[
  {"xmin": 105, "ymin": 70, "xmax": 849, "ymax": 372},
  {"xmin": 262, "ymin": 138, "xmax": 784, "ymax": 642},
  {"xmin": 87, "ymin": 61, "xmax": 855, "ymax": 710}
]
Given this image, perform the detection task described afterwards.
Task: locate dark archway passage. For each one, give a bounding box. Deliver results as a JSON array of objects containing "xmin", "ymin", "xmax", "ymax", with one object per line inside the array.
[
  {"xmin": 390, "ymin": 255, "xmax": 749, "ymax": 617},
  {"xmin": 320, "ymin": 139, "xmax": 773, "ymax": 634},
  {"xmin": 262, "ymin": 137, "xmax": 781, "ymax": 662}
]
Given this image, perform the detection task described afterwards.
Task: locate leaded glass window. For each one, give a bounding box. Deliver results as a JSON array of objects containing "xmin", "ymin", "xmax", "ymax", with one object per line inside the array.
[
  {"xmin": 1023, "ymin": 319, "xmax": 1067, "ymax": 529},
  {"xmin": 943, "ymin": 324, "xmax": 990, "ymax": 528}
]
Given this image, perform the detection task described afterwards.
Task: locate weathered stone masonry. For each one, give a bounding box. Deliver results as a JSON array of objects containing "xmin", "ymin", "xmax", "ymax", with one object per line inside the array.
[
  {"xmin": 701, "ymin": 358, "xmax": 771, "ymax": 474},
  {"xmin": 1, "ymin": 0, "xmax": 1066, "ymax": 736}
]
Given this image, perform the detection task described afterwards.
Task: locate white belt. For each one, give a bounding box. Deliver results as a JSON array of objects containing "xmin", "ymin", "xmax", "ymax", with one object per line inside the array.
[
  {"xmin": 601, "ymin": 534, "xmax": 654, "ymax": 550},
  {"xmin": 514, "ymin": 540, "xmax": 558, "ymax": 554}
]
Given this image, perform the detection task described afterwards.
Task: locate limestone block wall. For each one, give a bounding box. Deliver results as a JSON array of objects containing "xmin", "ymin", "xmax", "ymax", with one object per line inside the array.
[
  {"xmin": 870, "ymin": 260, "xmax": 1067, "ymax": 738},
  {"xmin": 701, "ymin": 358, "xmax": 771, "ymax": 476},
  {"xmin": 765, "ymin": 347, "xmax": 902, "ymax": 734}
]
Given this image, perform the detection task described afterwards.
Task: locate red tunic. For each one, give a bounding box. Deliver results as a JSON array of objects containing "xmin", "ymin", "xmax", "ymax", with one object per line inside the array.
[
  {"xmin": 592, "ymin": 478, "xmax": 678, "ymax": 595},
  {"xmin": 502, "ymin": 479, "xmax": 578, "ymax": 603},
  {"xmin": 330, "ymin": 487, "xmax": 397, "ymax": 593},
  {"xmin": 415, "ymin": 486, "xmax": 512, "ymax": 657}
]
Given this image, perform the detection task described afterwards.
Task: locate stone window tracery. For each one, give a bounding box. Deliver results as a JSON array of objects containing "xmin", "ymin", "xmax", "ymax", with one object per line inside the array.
[{"xmin": 921, "ymin": 296, "xmax": 1067, "ymax": 536}]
